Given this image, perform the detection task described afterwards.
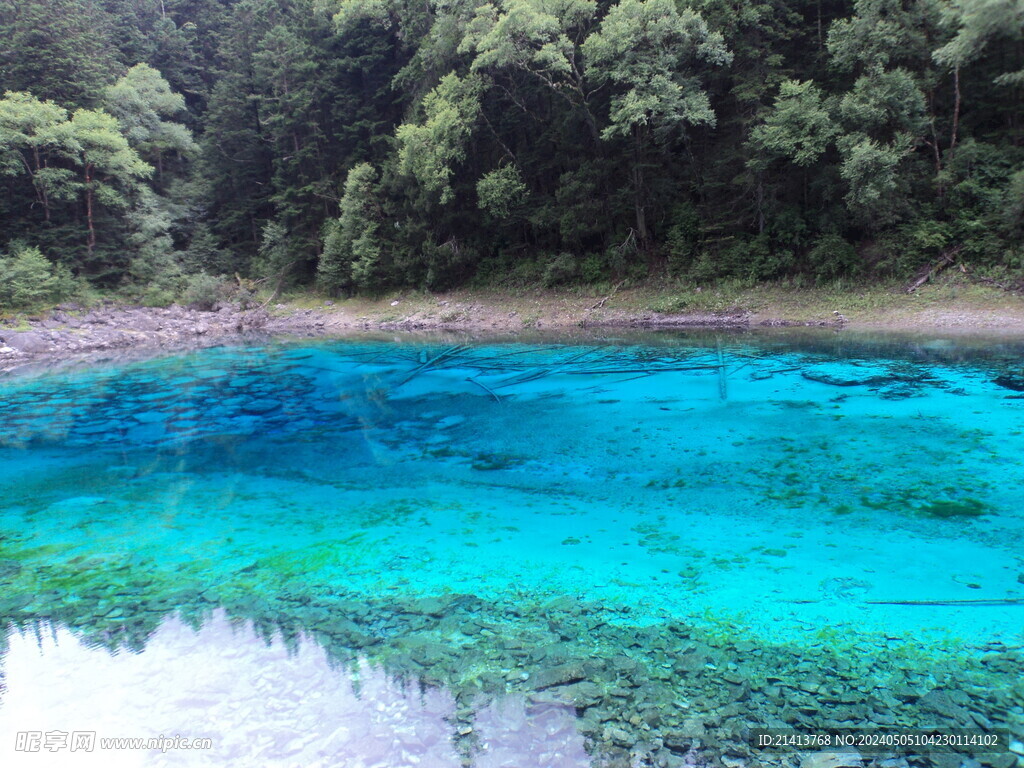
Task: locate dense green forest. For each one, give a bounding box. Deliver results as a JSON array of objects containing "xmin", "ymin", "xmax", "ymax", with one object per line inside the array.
[{"xmin": 0, "ymin": 0, "xmax": 1022, "ymax": 306}]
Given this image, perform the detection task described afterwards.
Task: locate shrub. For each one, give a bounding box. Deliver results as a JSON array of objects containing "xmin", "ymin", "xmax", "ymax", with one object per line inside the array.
[
  {"xmin": 0, "ymin": 245, "xmax": 74, "ymax": 310},
  {"xmin": 182, "ymin": 272, "xmax": 224, "ymax": 310},
  {"xmin": 542, "ymin": 252, "xmax": 578, "ymax": 287},
  {"xmin": 808, "ymin": 232, "xmax": 861, "ymax": 281},
  {"xmin": 580, "ymin": 252, "xmax": 610, "ymax": 283},
  {"xmin": 691, "ymin": 235, "xmax": 791, "ymax": 283},
  {"xmin": 665, "ymin": 203, "xmax": 700, "ymax": 276},
  {"xmin": 423, "ymin": 237, "xmax": 477, "ymax": 291},
  {"xmin": 128, "ymin": 250, "xmax": 183, "ymax": 307}
]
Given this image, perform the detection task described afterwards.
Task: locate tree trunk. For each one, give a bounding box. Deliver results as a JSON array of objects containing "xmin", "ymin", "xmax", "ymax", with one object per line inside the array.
[
  {"xmin": 632, "ymin": 126, "xmax": 649, "ymax": 251},
  {"xmin": 32, "ymin": 147, "xmax": 50, "ymax": 221},
  {"xmin": 581, "ymin": 104, "xmax": 601, "ymax": 148},
  {"xmin": 85, "ymin": 163, "xmax": 96, "ymax": 257},
  {"xmin": 633, "ymin": 167, "xmax": 648, "ymax": 248},
  {"xmin": 816, "ymin": 0, "xmax": 823, "ymax": 48},
  {"xmin": 950, "ymin": 66, "xmax": 961, "ymax": 156},
  {"xmin": 756, "ymin": 178, "xmax": 765, "ymax": 234}
]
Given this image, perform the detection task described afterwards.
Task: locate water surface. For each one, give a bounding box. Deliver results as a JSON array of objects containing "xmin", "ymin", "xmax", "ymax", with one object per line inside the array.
[{"xmin": 1, "ymin": 333, "xmax": 1021, "ymax": 766}]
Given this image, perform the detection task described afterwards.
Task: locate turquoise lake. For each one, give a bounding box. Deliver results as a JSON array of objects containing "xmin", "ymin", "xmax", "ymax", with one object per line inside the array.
[{"xmin": 0, "ymin": 333, "xmax": 1021, "ymax": 767}]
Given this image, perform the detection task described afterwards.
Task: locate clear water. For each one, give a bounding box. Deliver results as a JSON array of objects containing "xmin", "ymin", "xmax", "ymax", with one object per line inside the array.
[{"xmin": 1, "ymin": 333, "xmax": 1022, "ymax": 767}]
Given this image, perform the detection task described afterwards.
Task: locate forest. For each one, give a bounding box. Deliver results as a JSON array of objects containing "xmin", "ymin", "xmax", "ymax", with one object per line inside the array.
[{"xmin": 0, "ymin": 0, "xmax": 1021, "ymax": 307}]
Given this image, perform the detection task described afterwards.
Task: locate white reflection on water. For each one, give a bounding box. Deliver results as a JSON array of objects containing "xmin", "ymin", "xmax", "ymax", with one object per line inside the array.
[{"xmin": 0, "ymin": 611, "xmax": 591, "ymax": 767}]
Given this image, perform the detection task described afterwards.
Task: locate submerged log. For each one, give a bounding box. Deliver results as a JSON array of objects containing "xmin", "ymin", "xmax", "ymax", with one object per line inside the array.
[
  {"xmin": 865, "ymin": 598, "xmax": 1024, "ymax": 607},
  {"xmin": 788, "ymin": 598, "xmax": 1024, "ymax": 606},
  {"xmin": 801, "ymin": 372, "xmax": 925, "ymax": 387}
]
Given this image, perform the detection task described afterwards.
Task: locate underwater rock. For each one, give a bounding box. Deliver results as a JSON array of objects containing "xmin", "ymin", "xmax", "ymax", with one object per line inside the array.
[
  {"xmin": 544, "ymin": 596, "xmax": 583, "ymax": 616},
  {"xmin": 458, "ymin": 620, "xmax": 483, "ymax": 636},
  {"xmin": 532, "ymin": 663, "xmax": 587, "ymax": 690},
  {"xmin": 800, "ymin": 752, "xmax": 863, "ymax": 768},
  {"xmin": 918, "ymin": 498, "xmax": 988, "ymax": 518},
  {"xmin": 673, "ymin": 652, "xmax": 709, "ymax": 675},
  {"xmin": 993, "ymin": 375, "xmax": 1024, "ymax": 392},
  {"xmin": 561, "ymin": 681, "xmax": 605, "ymax": 707},
  {"xmin": 879, "ymin": 385, "xmax": 922, "ymax": 400},
  {"xmin": 529, "ymin": 681, "xmax": 604, "ymax": 708},
  {"xmin": 890, "ymin": 683, "xmax": 922, "ymax": 702},
  {"xmin": 471, "ymin": 453, "xmax": 522, "ymax": 471},
  {"xmin": 601, "ymin": 725, "xmax": 635, "ymax": 747},
  {"xmin": 0, "ymin": 593, "xmax": 33, "ymax": 616},
  {"xmin": 979, "ymin": 755, "xmax": 1018, "ymax": 768},
  {"xmin": 917, "ymin": 689, "xmax": 971, "ymax": 722},
  {"xmin": 405, "ymin": 596, "xmax": 448, "ymax": 618}
]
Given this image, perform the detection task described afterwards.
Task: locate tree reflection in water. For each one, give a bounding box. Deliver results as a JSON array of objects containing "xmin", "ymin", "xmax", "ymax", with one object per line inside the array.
[{"xmin": 0, "ymin": 611, "xmax": 590, "ymax": 767}]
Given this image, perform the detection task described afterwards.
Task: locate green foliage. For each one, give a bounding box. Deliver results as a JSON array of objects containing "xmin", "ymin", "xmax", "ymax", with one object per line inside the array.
[
  {"xmin": 1001, "ymin": 169, "xmax": 1024, "ymax": 236},
  {"xmin": 749, "ymin": 80, "xmax": 838, "ymax": 168},
  {"xmin": 333, "ymin": 0, "xmax": 396, "ymax": 31},
  {"xmin": 807, "ymin": 232, "xmax": 861, "ymax": 280},
  {"xmin": 582, "ymin": 0, "xmax": 731, "ymax": 139},
  {"xmin": 837, "ymin": 133, "xmax": 911, "ymax": 225},
  {"xmin": 0, "ymin": 0, "xmax": 121, "ymax": 108},
  {"xmin": 933, "ymin": 0, "xmax": 1024, "ymax": 84},
  {"xmin": 0, "ymin": 245, "xmax": 73, "ymax": 309},
  {"xmin": 909, "ymin": 219, "xmax": 952, "ymax": 253},
  {"xmin": 181, "ymin": 272, "xmax": 224, "ymax": 310},
  {"xmin": 0, "ymin": 91, "xmax": 80, "ymax": 206},
  {"xmin": 422, "ymin": 236, "xmax": 478, "ymax": 290},
  {"xmin": 827, "ymin": 0, "xmax": 942, "ymax": 74},
  {"xmin": 124, "ymin": 187, "xmax": 182, "ymax": 301},
  {"xmin": 181, "ymin": 222, "xmax": 234, "ymax": 276},
  {"xmin": 939, "ymin": 139, "xmax": 1024, "ymax": 263},
  {"xmin": 839, "ymin": 68, "xmax": 927, "ymax": 138},
  {"xmin": 103, "ymin": 64, "xmax": 197, "ymax": 168},
  {"xmin": 395, "ymin": 73, "xmax": 483, "ymax": 204},
  {"xmin": 477, "ymin": 165, "xmax": 528, "ymax": 218},
  {"xmin": 542, "ymin": 251, "xmax": 578, "ymax": 286},
  {"xmin": 692, "ymin": 234, "xmax": 793, "ymax": 282},
  {"xmin": 461, "ymin": 0, "xmax": 596, "ymax": 107},
  {"xmin": 318, "ymin": 162, "xmax": 386, "ymax": 293},
  {"xmin": 0, "ymin": 0, "xmax": 1022, "ymax": 298},
  {"xmin": 665, "ymin": 202, "xmax": 701, "ymax": 276},
  {"xmin": 579, "ymin": 251, "xmax": 611, "ymax": 283},
  {"xmin": 254, "ymin": 220, "xmax": 295, "ymax": 285}
]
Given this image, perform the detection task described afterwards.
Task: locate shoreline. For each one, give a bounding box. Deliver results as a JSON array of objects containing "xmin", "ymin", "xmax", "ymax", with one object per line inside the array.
[{"xmin": 2, "ymin": 284, "xmax": 1024, "ymax": 371}]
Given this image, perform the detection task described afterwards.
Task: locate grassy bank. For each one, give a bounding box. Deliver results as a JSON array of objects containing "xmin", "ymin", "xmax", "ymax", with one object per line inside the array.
[
  {"xmin": 271, "ymin": 273, "xmax": 1024, "ymax": 334},
  {"xmin": 4, "ymin": 272, "xmax": 1023, "ymax": 336}
]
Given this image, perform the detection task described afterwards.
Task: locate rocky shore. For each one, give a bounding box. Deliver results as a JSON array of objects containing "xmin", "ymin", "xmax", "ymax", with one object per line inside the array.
[
  {"xmin": 7, "ymin": 281, "xmax": 1024, "ymax": 372},
  {"xmin": 0, "ymin": 298, "xmax": 835, "ymax": 373},
  {"xmin": 0, "ymin": 302, "xmax": 345, "ymax": 373}
]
